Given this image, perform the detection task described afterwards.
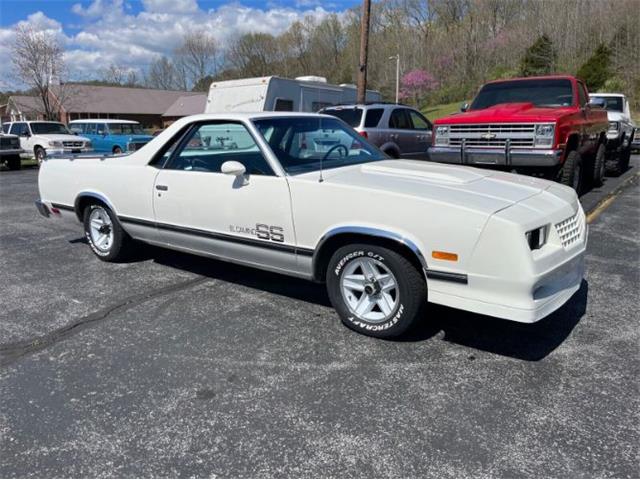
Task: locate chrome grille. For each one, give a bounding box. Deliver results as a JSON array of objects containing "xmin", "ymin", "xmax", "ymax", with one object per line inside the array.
[
  {"xmin": 449, "ymin": 123, "xmax": 536, "ymax": 148},
  {"xmin": 555, "ymin": 212, "xmax": 584, "ymax": 248},
  {"xmin": 63, "ymin": 141, "xmax": 84, "ymax": 148}
]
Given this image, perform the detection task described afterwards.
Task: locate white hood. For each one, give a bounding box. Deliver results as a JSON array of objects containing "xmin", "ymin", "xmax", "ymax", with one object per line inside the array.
[
  {"xmin": 298, "ymin": 159, "xmax": 574, "ymax": 215},
  {"xmin": 37, "ymin": 133, "xmax": 90, "ymax": 143}
]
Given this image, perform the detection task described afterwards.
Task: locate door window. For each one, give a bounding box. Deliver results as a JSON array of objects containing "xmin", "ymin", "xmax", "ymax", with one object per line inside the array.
[
  {"xmin": 11, "ymin": 123, "xmax": 27, "ymax": 136},
  {"xmin": 274, "ymin": 98, "xmax": 294, "ymax": 111},
  {"xmin": 85, "ymin": 123, "xmax": 97, "ymax": 135},
  {"xmin": 97, "ymin": 123, "xmax": 107, "ymax": 135},
  {"xmin": 577, "ymin": 83, "xmax": 588, "ymax": 107},
  {"xmin": 364, "ymin": 108, "xmax": 384, "ymax": 127},
  {"xmin": 389, "ymin": 109, "xmax": 412, "ymax": 129},
  {"xmin": 166, "ymin": 122, "xmax": 273, "ymax": 175},
  {"xmin": 408, "ymin": 110, "xmax": 432, "ymax": 130}
]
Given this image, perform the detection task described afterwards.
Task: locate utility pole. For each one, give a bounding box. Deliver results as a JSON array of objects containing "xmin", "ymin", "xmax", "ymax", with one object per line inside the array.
[
  {"xmin": 389, "ymin": 54, "xmax": 400, "ymax": 103},
  {"xmin": 356, "ymin": 0, "xmax": 371, "ymax": 104}
]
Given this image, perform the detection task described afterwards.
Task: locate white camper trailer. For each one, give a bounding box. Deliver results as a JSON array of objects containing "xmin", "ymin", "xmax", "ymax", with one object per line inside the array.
[{"xmin": 205, "ymin": 76, "xmax": 382, "ymax": 114}]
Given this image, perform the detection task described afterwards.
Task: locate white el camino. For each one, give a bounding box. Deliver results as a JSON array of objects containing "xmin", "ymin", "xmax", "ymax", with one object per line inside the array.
[{"xmin": 36, "ymin": 112, "xmax": 587, "ymax": 338}]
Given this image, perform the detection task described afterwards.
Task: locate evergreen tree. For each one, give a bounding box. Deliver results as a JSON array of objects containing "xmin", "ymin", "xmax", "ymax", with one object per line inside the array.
[
  {"xmin": 519, "ymin": 35, "xmax": 557, "ymax": 76},
  {"xmin": 577, "ymin": 43, "xmax": 612, "ymax": 92}
]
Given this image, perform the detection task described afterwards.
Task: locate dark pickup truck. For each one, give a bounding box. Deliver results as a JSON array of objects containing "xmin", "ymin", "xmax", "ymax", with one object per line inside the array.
[{"xmin": 429, "ymin": 75, "xmax": 609, "ymax": 192}]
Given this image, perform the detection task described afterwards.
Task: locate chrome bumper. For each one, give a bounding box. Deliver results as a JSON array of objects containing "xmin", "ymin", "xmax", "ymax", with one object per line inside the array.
[
  {"xmin": 0, "ymin": 148, "xmax": 24, "ymax": 157},
  {"xmin": 428, "ymin": 146, "xmax": 564, "ymax": 167}
]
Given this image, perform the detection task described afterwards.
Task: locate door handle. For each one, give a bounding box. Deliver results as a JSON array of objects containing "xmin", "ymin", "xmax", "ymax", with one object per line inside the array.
[{"xmin": 155, "ymin": 185, "xmax": 168, "ymax": 191}]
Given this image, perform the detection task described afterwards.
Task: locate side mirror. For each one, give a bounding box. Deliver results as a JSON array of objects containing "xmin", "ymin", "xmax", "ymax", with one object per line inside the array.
[
  {"xmin": 587, "ymin": 98, "xmax": 606, "ymax": 110},
  {"xmin": 222, "ymin": 161, "xmax": 248, "ymax": 186},
  {"xmin": 460, "ymin": 102, "xmax": 469, "ymax": 112},
  {"xmin": 221, "ymin": 160, "xmax": 247, "ymax": 176}
]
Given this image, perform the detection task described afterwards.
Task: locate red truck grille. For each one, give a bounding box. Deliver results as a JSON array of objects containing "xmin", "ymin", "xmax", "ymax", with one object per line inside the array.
[{"xmin": 449, "ymin": 124, "xmax": 536, "ymax": 148}]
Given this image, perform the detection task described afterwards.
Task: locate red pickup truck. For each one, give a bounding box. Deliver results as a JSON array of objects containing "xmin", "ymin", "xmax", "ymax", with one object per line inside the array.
[{"xmin": 429, "ymin": 75, "xmax": 609, "ymax": 192}]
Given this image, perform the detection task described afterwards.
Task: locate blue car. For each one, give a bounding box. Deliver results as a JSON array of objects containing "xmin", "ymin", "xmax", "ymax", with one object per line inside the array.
[{"xmin": 68, "ymin": 119, "xmax": 153, "ymax": 154}]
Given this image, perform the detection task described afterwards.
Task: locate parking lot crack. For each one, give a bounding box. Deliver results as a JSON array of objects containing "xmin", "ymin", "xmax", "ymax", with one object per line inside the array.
[{"xmin": 0, "ymin": 276, "xmax": 208, "ymax": 367}]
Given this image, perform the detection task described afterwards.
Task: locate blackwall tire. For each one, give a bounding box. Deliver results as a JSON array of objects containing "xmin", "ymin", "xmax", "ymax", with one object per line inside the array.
[
  {"xmin": 35, "ymin": 147, "xmax": 46, "ymax": 166},
  {"xmin": 326, "ymin": 244, "xmax": 427, "ymax": 338},
  {"xmin": 83, "ymin": 203, "xmax": 133, "ymax": 262},
  {"xmin": 591, "ymin": 143, "xmax": 606, "ymax": 187},
  {"xmin": 559, "ymin": 150, "xmax": 582, "ymax": 194}
]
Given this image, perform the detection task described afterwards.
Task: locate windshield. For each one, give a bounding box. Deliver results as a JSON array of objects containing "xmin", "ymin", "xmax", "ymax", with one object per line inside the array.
[
  {"xmin": 591, "ymin": 96, "xmax": 623, "ymax": 112},
  {"xmin": 109, "ymin": 123, "xmax": 145, "ymax": 135},
  {"xmin": 470, "ymin": 79, "xmax": 574, "ymax": 110},
  {"xmin": 30, "ymin": 122, "xmax": 71, "ymax": 135},
  {"xmin": 322, "ymin": 108, "xmax": 363, "ymax": 127},
  {"xmin": 253, "ymin": 116, "xmax": 386, "ymax": 174}
]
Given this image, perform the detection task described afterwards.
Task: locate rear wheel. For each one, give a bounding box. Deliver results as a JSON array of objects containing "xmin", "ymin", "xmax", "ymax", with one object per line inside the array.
[
  {"xmin": 6, "ymin": 155, "xmax": 21, "ymax": 170},
  {"xmin": 591, "ymin": 143, "xmax": 606, "ymax": 187},
  {"xmin": 113, "ymin": 146, "xmax": 123, "ymax": 154},
  {"xmin": 326, "ymin": 244, "xmax": 427, "ymax": 338},
  {"xmin": 83, "ymin": 203, "xmax": 133, "ymax": 262},
  {"xmin": 559, "ymin": 150, "xmax": 582, "ymax": 193}
]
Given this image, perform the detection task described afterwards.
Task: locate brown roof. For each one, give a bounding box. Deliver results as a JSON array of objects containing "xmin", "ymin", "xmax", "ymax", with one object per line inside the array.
[
  {"xmin": 162, "ymin": 94, "xmax": 207, "ymax": 117},
  {"xmin": 9, "ymin": 95, "xmax": 46, "ymax": 113},
  {"xmin": 51, "ymin": 84, "xmax": 200, "ymax": 115}
]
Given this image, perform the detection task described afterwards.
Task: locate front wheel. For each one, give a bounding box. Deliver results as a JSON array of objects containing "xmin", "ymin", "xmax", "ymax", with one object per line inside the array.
[
  {"xmin": 113, "ymin": 146, "xmax": 123, "ymax": 154},
  {"xmin": 559, "ymin": 150, "xmax": 582, "ymax": 193},
  {"xmin": 34, "ymin": 147, "xmax": 46, "ymax": 165},
  {"xmin": 591, "ymin": 143, "xmax": 606, "ymax": 187},
  {"xmin": 83, "ymin": 203, "xmax": 133, "ymax": 262},
  {"xmin": 326, "ymin": 244, "xmax": 427, "ymax": 338}
]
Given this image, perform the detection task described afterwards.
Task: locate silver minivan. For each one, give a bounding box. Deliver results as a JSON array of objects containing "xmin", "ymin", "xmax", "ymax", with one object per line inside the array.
[{"xmin": 321, "ymin": 103, "xmax": 433, "ymax": 160}]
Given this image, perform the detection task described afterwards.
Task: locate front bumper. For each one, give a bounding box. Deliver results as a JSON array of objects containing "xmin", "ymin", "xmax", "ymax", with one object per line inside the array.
[
  {"xmin": 35, "ymin": 200, "xmax": 50, "ymax": 218},
  {"xmin": 428, "ymin": 146, "xmax": 563, "ymax": 167},
  {"xmin": 0, "ymin": 148, "xmax": 24, "ymax": 157}
]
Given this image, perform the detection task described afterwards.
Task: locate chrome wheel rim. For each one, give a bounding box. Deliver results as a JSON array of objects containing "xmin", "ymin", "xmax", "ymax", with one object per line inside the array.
[
  {"xmin": 89, "ymin": 207, "xmax": 114, "ymax": 252},
  {"xmin": 340, "ymin": 257, "xmax": 399, "ymax": 323}
]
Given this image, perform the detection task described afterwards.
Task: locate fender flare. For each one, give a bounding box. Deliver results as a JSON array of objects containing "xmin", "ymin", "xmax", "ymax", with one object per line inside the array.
[
  {"xmin": 311, "ymin": 225, "xmax": 429, "ymax": 281},
  {"xmin": 73, "ymin": 191, "xmax": 117, "ymax": 222}
]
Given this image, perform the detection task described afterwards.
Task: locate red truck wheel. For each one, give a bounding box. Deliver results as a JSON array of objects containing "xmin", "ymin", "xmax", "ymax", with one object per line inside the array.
[{"xmin": 559, "ymin": 150, "xmax": 582, "ymax": 193}]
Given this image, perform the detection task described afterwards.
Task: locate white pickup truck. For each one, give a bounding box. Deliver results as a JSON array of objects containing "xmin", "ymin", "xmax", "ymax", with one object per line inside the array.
[
  {"xmin": 589, "ymin": 93, "xmax": 636, "ymax": 175},
  {"xmin": 7, "ymin": 121, "xmax": 92, "ymax": 164},
  {"xmin": 35, "ymin": 112, "xmax": 587, "ymax": 338}
]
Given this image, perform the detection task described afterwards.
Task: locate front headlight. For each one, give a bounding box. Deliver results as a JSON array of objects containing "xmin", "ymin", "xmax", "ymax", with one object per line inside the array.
[
  {"xmin": 608, "ymin": 121, "xmax": 619, "ymax": 133},
  {"xmin": 434, "ymin": 125, "xmax": 449, "ymax": 146},
  {"xmin": 526, "ymin": 225, "xmax": 548, "ymax": 250},
  {"xmin": 48, "ymin": 140, "xmax": 63, "ymax": 147},
  {"xmin": 534, "ymin": 124, "xmax": 555, "ymax": 147}
]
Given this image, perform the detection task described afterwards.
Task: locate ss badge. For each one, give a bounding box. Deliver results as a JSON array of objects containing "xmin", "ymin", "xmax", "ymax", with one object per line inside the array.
[{"xmin": 256, "ymin": 224, "xmax": 284, "ymax": 243}]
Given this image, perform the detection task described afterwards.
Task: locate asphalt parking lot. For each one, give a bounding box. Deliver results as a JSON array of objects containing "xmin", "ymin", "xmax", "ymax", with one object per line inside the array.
[{"xmin": 1, "ymin": 161, "xmax": 638, "ymax": 477}]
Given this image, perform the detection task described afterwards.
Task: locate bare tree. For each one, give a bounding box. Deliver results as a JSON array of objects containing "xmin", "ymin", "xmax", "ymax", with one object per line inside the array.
[
  {"xmin": 146, "ymin": 56, "xmax": 181, "ymax": 90},
  {"xmin": 174, "ymin": 31, "xmax": 218, "ymax": 89},
  {"xmin": 11, "ymin": 24, "xmax": 64, "ymax": 120}
]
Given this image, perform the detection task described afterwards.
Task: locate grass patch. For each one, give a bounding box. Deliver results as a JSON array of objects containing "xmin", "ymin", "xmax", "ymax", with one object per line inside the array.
[{"xmin": 421, "ymin": 101, "xmax": 467, "ymax": 121}]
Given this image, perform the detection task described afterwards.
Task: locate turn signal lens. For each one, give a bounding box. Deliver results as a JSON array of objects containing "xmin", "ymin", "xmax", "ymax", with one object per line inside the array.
[
  {"xmin": 359, "ymin": 130, "xmax": 368, "ymax": 139},
  {"xmin": 432, "ymin": 251, "xmax": 458, "ymax": 261}
]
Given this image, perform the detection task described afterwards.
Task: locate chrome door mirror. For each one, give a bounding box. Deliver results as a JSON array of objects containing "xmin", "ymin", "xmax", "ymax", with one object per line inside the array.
[{"xmin": 460, "ymin": 102, "xmax": 469, "ymax": 112}]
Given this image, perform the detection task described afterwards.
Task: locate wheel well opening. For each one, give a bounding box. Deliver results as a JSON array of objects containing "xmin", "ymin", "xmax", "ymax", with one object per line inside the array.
[
  {"xmin": 566, "ymin": 134, "xmax": 580, "ymax": 153},
  {"xmin": 113, "ymin": 145, "xmax": 122, "ymax": 153},
  {"xmin": 74, "ymin": 195, "xmax": 108, "ymax": 222},
  {"xmin": 313, "ymin": 233, "xmax": 425, "ymax": 282}
]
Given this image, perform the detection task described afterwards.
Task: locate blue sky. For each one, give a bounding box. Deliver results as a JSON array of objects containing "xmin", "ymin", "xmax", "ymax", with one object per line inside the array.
[{"xmin": 0, "ymin": 0, "xmax": 361, "ymax": 89}]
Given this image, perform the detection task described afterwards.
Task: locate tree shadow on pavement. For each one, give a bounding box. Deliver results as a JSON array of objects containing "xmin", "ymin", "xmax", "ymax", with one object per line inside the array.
[{"xmin": 91, "ymin": 242, "xmax": 587, "ymax": 362}]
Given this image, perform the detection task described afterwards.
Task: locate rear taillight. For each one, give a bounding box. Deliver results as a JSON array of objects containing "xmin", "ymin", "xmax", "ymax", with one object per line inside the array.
[{"xmin": 359, "ymin": 131, "xmax": 368, "ymax": 139}]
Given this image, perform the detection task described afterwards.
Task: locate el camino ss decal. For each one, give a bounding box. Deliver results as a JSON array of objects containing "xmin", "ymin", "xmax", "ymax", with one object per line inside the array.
[{"xmin": 229, "ymin": 224, "xmax": 285, "ymax": 243}]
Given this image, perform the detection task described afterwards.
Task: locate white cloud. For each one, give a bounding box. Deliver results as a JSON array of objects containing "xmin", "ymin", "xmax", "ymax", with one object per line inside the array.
[
  {"xmin": 142, "ymin": 0, "xmax": 198, "ymax": 14},
  {"xmin": 2, "ymin": 2, "xmax": 335, "ymax": 89}
]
